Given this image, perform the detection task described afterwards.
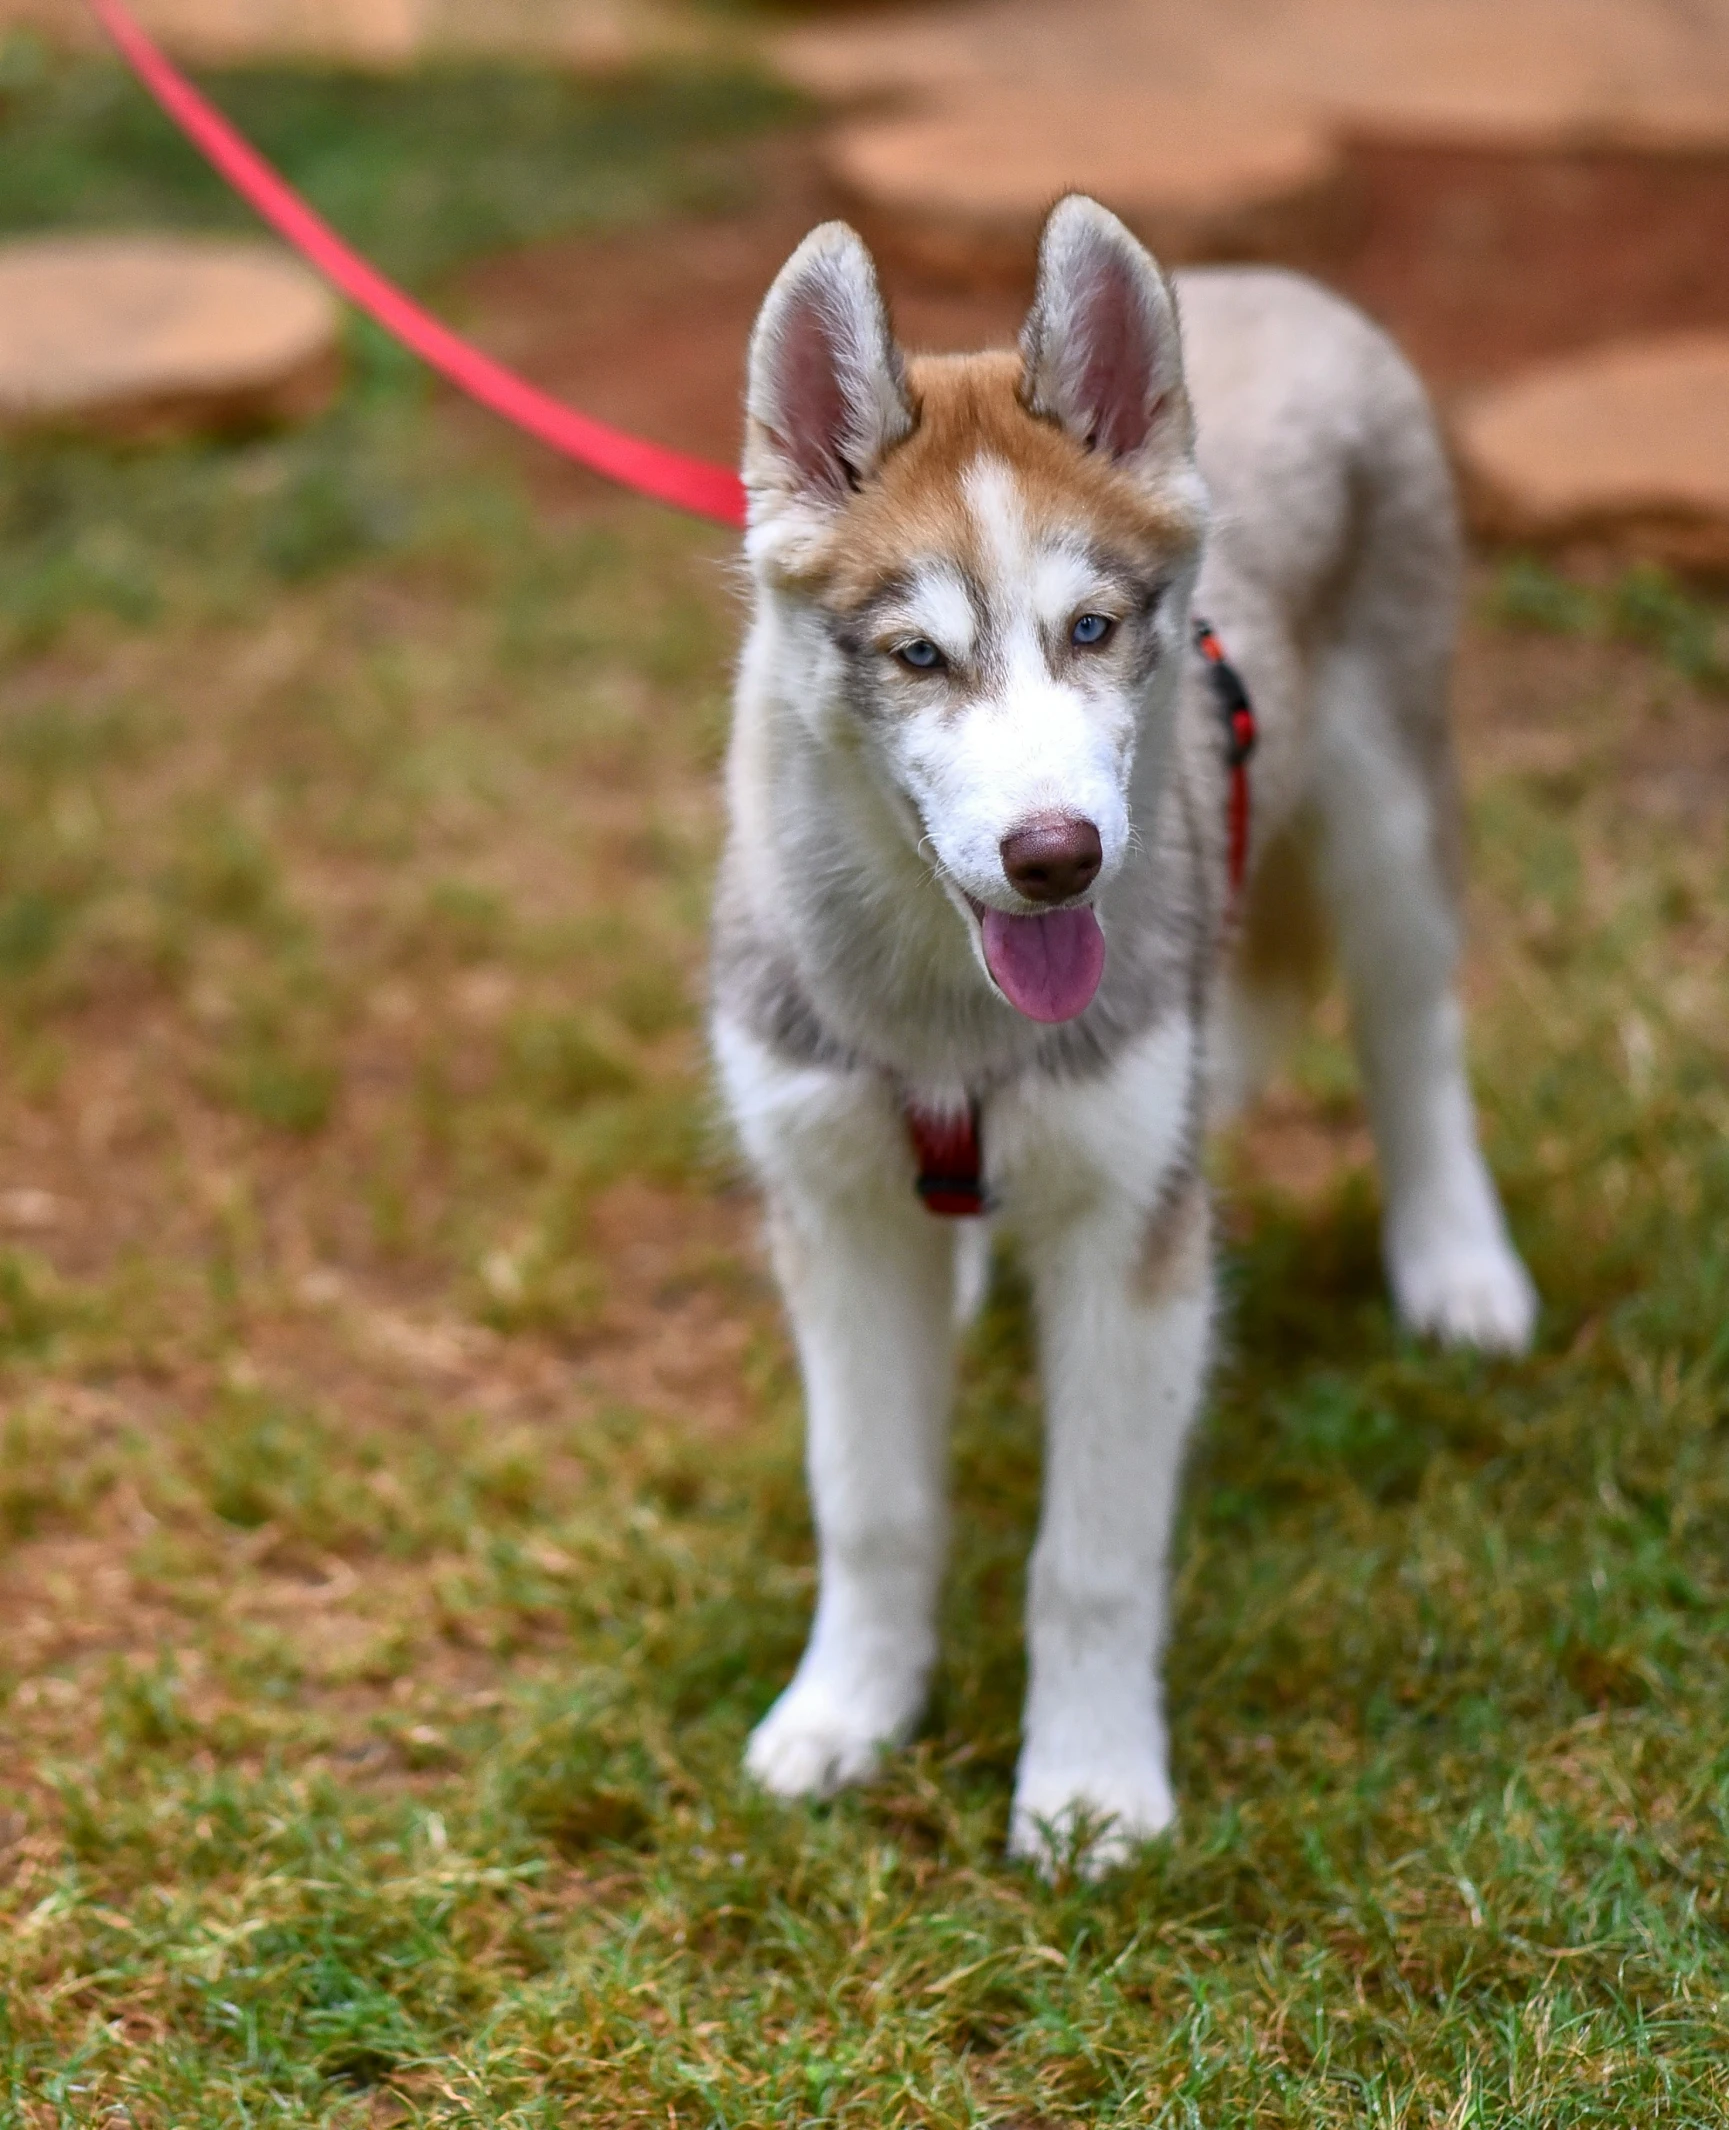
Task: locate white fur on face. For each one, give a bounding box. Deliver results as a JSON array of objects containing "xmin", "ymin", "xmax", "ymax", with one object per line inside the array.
[{"xmin": 867, "ymin": 456, "xmax": 1153, "ymax": 914}]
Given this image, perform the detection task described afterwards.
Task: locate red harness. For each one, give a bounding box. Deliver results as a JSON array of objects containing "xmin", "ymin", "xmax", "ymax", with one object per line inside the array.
[
  {"xmin": 1193, "ymin": 617, "xmax": 1259, "ymax": 900},
  {"xmin": 905, "ymin": 618, "xmax": 1256, "ymax": 1217},
  {"xmin": 909, "ymin": 1099, "xmax": 990, "ymax": 1219}
]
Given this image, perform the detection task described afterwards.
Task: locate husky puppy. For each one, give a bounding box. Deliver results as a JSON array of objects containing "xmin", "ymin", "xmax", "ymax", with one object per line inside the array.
[{"xmin": 713, "ymin": 196, "xmax": 1535, "ymax": 1870}]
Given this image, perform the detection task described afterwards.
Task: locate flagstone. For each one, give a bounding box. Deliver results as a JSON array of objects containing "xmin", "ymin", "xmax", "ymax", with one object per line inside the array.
[
  {"xmin": 0, "ymin": 234, "xmax": 341, "ymax": 439},
  {"xmin": 1453, "ymin": 331, "xmax": 1729, "ymax": 571},
  {"xmin": 826, "ymin": 84, "xmax": 1348, "ymax": 285}
]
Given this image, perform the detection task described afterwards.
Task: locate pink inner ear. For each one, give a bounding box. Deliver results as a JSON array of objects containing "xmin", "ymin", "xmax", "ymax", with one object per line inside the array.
[
  {"xmin": 775, "ymin": 294, "xmax": 852, "ymax": 496},
  {"xmin": 1076, "ymin": 254, "xmax": 1154, "ymax": 459}
]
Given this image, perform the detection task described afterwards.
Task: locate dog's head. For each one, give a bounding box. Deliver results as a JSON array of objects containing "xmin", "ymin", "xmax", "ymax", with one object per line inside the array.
[{"xmin": 741, "ymin": 196, "xmax": 1206, "ymax": 1025}]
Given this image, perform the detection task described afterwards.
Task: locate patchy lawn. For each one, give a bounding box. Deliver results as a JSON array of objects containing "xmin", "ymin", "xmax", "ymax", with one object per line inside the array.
[{"xmin": 3, "ymin": 38, "xmax": 1729, "ymax": 2130}]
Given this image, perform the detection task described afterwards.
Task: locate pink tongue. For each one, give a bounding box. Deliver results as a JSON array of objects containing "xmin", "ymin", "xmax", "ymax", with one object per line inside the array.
[{"xmin": 981, "ymin": 905, "xmax": 1106, "ymax": 1023}]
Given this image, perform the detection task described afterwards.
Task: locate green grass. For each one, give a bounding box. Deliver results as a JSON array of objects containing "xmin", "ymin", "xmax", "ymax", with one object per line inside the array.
[
  {"xmin": 4, "ymin": 51, "xmax": 1729, "ymax": 2123},
  {"xmin": 1486, "ymin": 554, "xmax": 1729, "ymax": 691},
  {"xmin": 0, "ymin": 33, "xmax": 799, "ymax": 281}
]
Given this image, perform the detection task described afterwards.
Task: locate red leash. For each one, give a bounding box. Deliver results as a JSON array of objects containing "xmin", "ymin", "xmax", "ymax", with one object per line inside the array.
[{"xmin": 86, "ymin": 0, "xmax": 747, "ymax": 529}]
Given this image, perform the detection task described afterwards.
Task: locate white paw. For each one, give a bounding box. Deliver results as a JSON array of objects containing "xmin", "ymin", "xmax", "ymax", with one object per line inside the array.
[
  {"xmin": 1391, "ymin": 1234, "xmax": 1537, "ymax": 1355},
  {"xmin": 1007, "ymin": 1759, "xmax": 1176, "ymax": 1879},
  {"xmin": 744, "ymin": 1678, "xmax": 915, "ymax": 1800}
]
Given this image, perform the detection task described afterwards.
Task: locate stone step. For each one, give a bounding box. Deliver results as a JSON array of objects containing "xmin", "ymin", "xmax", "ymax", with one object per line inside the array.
[
  {"xmin": 0, "ymin": 234, "xmax": 342, "ymax": 440},
  {"xmin": 784, "ymin": 0, "xmax": 1729, "ymax": 287},
  {"xmin": 777, "ymin": 0, "xmax": 1729, "ymax": 154},
  {"xmin": 824, "ymin": 85, "xmax": 1350, "ymax": 289},
  {"xmin": 0, "ymin": 0, "xmax": 702, "ymax": 63},
  {"xmin": 1, "ymin": 0, "xmax": 420, "ymax": 62},
  {"xmin": 1452, "ymin": 332, "xmax": 1729, "ymax": 573}
]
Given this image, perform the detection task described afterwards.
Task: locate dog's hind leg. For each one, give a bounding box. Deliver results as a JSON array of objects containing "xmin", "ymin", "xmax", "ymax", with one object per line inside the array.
[
  {"xmin": 1209, "ymin": 818, "xmax": 1331, "ymax": 1127},
  {"xmin": 1293, "ymin": 352, "xmax": 1537, "ymax": 1354},
  {"xmin": 1309, "ymin": 633, "xmax": 1536, "ymax": 1352}
]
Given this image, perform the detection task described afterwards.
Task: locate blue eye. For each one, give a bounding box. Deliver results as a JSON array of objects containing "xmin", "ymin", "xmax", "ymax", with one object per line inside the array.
[
  {"xmin": 1072, "ymin": 612, "xmax": 1114, "ymax": 647},
  {"xmin": 897, "ymin": 638, "xmax": 946, "ymax": 672}
]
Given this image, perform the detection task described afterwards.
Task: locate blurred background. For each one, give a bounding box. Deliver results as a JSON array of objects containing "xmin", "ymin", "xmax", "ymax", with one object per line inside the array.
[
  {"xmin": 2, "ymin": 3, "xmax": 1729, "ymax": 2121},
  {"xmin": 8, "ymin": 0, "xmax": 1729, "ymax": 531}
]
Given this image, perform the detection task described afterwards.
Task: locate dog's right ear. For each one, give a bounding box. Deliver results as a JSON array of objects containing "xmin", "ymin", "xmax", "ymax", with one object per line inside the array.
[
  {"xmin": 744, "ymin": 223, "xmax": 912, "ymax": 521},
  {"xmin": 1021, "ymin": 195, "xmax": 1190, "ymax": 469}
]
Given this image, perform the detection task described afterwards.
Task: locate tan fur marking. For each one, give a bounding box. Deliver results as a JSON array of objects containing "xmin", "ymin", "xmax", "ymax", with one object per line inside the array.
[
  {"xmin": 1137, "ymin": 1172, "xmax": 1211, "ymax": 1302},
  {"xmin": 776, "ymin": 350, "xmax": 1199, "ymax": 607}
]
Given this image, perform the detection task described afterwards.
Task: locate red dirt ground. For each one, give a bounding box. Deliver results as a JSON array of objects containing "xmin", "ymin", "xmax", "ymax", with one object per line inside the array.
[{"xmin": 451, "ymin": 127, "xmax": 1729, "ymax": 496}]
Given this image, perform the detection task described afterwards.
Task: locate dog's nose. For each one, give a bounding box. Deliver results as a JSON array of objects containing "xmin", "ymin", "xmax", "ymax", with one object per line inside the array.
[{"xmin": 999, "ymin": 814, "xmax": 1103, "ymax": 904}]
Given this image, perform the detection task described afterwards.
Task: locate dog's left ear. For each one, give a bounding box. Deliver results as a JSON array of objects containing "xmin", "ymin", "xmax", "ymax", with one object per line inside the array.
[{"xmin": 1021, "ymin": 196, "xmax": 1189, "ymax": 466}]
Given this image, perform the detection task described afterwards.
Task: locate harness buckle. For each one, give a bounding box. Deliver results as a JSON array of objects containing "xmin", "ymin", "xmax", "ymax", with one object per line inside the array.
[{"xmin": 905, "ymin": 1098, "xmax": 988, "ymax": 1218}]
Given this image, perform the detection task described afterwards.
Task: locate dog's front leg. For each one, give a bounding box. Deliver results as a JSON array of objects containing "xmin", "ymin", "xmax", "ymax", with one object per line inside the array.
[
  {"xmin": 723, "ymin": 1038, "xmax": 957, "ymax": 1799},
  {"xmin": 1010, "ymin": 1164, "xmax": 1212, "ymax": 1875},
  {"xmin": 748, "ymin": 1173, "xmax": 956, "ymax": 1796}
]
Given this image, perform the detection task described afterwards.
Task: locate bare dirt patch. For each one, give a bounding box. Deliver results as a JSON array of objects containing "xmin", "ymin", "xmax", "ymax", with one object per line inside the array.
[
  {"xmin": 448, "ymin": 133, "xmax": 1028, "ymax": 499},
  {"xmin": 450, "ymin": 130, "xmax": 1729, "ymax": 469},
  {"xmin": 1338, "ymin": 138, "xmax": 1729, "ymax": 395}
]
